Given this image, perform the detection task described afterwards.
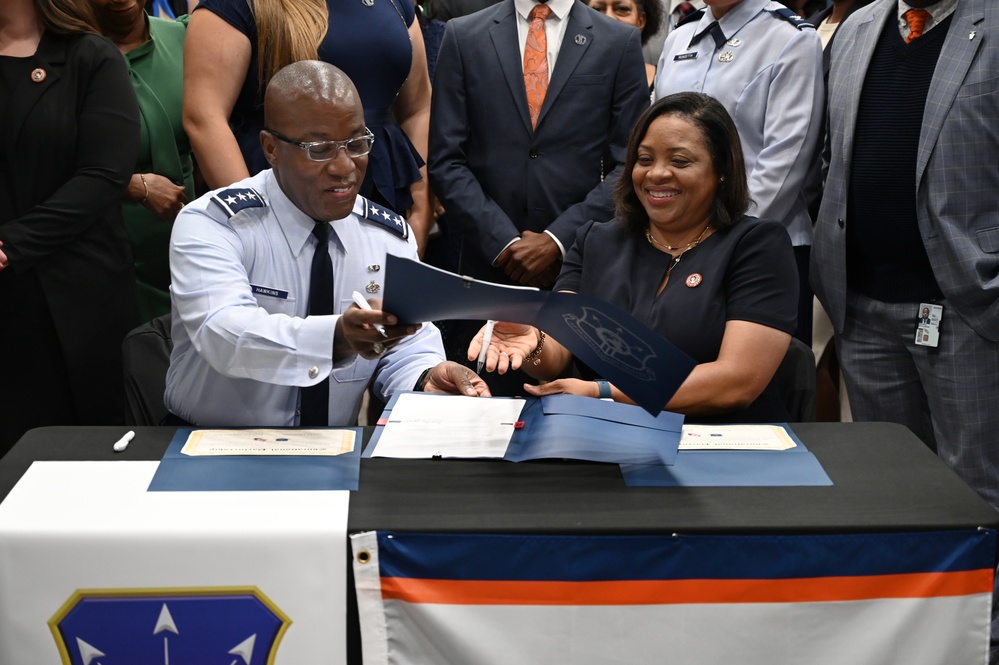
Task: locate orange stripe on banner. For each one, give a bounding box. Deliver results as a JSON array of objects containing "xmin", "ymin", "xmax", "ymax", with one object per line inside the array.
[{"xmin": 380, "ymin": 570, "xmax": 994, "ymax": 606}]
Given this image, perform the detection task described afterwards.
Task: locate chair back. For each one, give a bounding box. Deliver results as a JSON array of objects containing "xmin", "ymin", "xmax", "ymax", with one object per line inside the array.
[
  {"xmin": 776, "ymin": 337, "xmax": 817, "ymax": 422},
  {"xmin": 122, "ymin": 314, "xmax": 173, "ymax": 426}
]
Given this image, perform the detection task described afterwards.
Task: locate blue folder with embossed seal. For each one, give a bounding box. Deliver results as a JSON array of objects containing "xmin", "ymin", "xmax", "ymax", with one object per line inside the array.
[{"xmin": 382, "ymin": 255, "xmax": 697, "ymax": 415}]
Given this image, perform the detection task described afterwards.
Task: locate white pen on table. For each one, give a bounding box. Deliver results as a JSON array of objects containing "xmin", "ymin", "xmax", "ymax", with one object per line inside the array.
[
  {"xmin": 113, "ymin": 430, "xmax": 135, "ymax": 453},
  {"xmin": 351, "ymin": 290, "xmax": 388, "ymax": 338},
  {"xmin": 477, "ymin": 319, "xmax": 495, "ymax": 375}
]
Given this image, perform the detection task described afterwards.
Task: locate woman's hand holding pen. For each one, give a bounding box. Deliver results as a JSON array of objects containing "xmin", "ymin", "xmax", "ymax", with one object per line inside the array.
[{"xmin": 467, "ymin": 322, "xmax": 539, "ymax": 374}]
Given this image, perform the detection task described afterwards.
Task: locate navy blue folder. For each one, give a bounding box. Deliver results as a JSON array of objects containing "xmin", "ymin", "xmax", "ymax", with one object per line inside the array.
[
  {"xmin": 147, "ymin": 428, "xmax": 362, "ymax": 492},
  {"xmin": 366, "ymin": 393, "xmax": 684, "ymax": 466},
  {"xmin": 619, "ymin": 425, "xmax": 833, "ymax": 487},
  {"xmin": 381, "ymin": 255, "xmax": 696, "ymax": 415}
]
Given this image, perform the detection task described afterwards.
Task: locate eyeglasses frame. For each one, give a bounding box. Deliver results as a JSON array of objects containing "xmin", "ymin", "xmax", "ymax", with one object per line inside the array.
[{"xmin": 264, "ymin": 127, "xmax": 376, "ymax": 162}]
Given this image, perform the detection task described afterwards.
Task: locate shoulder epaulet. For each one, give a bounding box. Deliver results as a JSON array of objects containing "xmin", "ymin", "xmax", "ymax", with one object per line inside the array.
[
  {"xmin": 209, "ymin": 187, "xmax": 267, "ymax": 218},
  {"xmin": 675, "ymin": 7, "xmax": 704, "ymax": 29},
  {"xmin": 359, "ymin": 197, "xmax": 409, "ymax": 240},
  {"xmin": 773, "ymin": 6, "xmax": 814, "ymax": 29}
]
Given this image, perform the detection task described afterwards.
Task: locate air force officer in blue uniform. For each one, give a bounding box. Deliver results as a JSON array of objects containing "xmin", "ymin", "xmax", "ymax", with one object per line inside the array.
[
  {"xmin": 653, "ymin": 0, "xmax": 823, "ymax": 342},
  {"xmin": 166, "ymin": 61, "xmax": 489, "ymax": 427}
]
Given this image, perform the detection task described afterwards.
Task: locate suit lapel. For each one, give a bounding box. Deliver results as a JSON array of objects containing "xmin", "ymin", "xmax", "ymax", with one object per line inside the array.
[
  {"xmin": 836, "ymin": 4, "xmax": 886, "ymax": 179},
  {"xmin": 490, "ymin": 3, "xmax": 534, "ymax": 135},
  {"xmin": 537, "ymin": 1, "xmax": 591, "ymax": 129},
  {"xmin": 917, "ymin": 0, "xmax": 984, "ymax": 184}
]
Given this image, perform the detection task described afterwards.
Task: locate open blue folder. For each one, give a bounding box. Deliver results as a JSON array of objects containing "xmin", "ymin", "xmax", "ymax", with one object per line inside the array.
[
  {"xmin": 366, "ymin": 393, "xmax": 684, "ymax": 466},
  {"xmin": 620, "ymin": 425, "xmax": 833, "ymax": 487},
  {"xmin": 381, "ymin": 255, "xmax": 697, "ymax": 415},
  {"xmin": 147, "ymin": 428, "xmax": 362, "ymax": 492}
]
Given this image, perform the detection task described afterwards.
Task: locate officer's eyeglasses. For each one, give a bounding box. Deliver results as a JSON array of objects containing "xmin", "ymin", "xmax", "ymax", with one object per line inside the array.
[{"xmin": 265, "ymin": 128, "xmax": 375, "ymax": 162}]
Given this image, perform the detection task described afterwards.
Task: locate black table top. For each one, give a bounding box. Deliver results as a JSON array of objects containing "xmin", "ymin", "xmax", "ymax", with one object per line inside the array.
[{"xmin": 2, "ymin": 423, "xmax": 997, "ymax": 536}]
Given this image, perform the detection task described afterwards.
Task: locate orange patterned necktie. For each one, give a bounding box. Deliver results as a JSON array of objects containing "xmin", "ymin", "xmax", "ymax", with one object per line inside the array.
[
  {"xmin": 524, "ymin": 3, "xmax": 552, "ymax": 129},
  {"xmin": 904, "ymin": 8, "xmax": 930, "ymax": 43}
]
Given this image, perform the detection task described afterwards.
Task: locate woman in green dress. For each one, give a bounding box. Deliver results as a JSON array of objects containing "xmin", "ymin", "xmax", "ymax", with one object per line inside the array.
[{"xmin": 91, "ymin": 0, "xmax": 193, "ymax": 320}]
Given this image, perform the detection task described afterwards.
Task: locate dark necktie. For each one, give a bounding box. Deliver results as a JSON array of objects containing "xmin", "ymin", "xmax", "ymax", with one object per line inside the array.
[
  {"xmin": 300, "ymin": 223, "xmax": 333, "ymax": 426},
  {"xmin": 690, "ymin": 21, "xmax": 727, "ymax": 50}
]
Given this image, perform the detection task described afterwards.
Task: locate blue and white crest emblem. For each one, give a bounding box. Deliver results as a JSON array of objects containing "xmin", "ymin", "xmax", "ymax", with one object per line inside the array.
[
  {"xmin": 563, "ymin": 306, "xmax": 657, "ymax": 381},
  {"xmin": 50, "ymin": 587, "xmax": 290, "ymax": 664}
]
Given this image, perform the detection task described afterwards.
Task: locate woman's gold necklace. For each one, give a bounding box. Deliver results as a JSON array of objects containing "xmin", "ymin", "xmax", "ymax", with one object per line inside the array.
[
  {"xmin": 646, "ymin": 222, "xmax": 712, "ymax": 287},
  {"xmin": 645, "ymin": 222, "xmax": 711, "ymax": 253}
]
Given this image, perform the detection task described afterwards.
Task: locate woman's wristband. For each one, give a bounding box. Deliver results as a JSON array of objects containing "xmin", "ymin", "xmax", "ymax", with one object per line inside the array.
[
  {"xmin": 594, "ymin": 379, "xmax": 611, "ymax": 399},
  {"xmin": 138, "ymin": 173, "xmax": 149, "ymax": 203},
  {"xmin": 524, "ymin": 330, "xmax": 546, "ymax": 366}
]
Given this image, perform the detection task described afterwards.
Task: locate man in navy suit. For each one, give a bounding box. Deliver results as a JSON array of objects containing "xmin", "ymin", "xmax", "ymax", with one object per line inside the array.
[
  {"xmin": 428, "ymin": 0, "xmax": 648, "ymax": 392},
  {"xmin": 429, "ymin": 0, "xmax": 649, "ymax": 290}
]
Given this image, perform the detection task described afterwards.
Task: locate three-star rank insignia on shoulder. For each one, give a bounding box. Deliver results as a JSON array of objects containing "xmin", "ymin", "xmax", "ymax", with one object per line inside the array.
[
  {"xmin": 360, "ymin": 197, "xmax": 409, "ymax": 240},
  {"xmin": 210, "ymin": 187, "xmax": 267, "ymax": 218}
]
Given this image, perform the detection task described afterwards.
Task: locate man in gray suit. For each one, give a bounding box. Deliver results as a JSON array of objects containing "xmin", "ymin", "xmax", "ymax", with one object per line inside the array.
[{"xmin": 812, "ymin": 0, "xmax": 999, "ymax": 656}]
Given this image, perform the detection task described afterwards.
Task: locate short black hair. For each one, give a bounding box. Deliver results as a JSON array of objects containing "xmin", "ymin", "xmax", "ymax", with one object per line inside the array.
[{"xmin": 614, "ymin": 92, "xmax": 752, "ymax": 235}]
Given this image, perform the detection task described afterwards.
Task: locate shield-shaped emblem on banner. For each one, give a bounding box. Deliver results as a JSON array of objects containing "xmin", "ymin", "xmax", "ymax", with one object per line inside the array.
[{"xmin": 49, "ymin": 587, "xmax": 290, "ymax": 664}]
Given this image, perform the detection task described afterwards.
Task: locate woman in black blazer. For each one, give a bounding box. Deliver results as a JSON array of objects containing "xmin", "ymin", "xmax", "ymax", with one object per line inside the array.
[{"xmin": 0, "ymin": 0, "xmax": 141, "ymax": 455}]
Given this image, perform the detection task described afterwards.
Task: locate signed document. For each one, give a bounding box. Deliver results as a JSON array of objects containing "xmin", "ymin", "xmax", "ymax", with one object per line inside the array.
[
  {"xmin": 678, "ymin": 425, "xmax": 798, "ymax": 451},
  {"xmin": 181, "ymin": 429, "xmax": 356, "ymax": 456},
  {"xmin": 371, "ymin": 393, "xmax": 526, "ymax": 459}
]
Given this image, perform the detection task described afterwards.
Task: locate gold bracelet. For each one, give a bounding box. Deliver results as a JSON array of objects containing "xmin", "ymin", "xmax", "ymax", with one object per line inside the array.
[
  {"xmin": 139, "ymin": 173, "xmax": 149, "ymax": 203},
  {"xmin": 524, "ymin": 330, "xmax": 546, "ymax": 366}
]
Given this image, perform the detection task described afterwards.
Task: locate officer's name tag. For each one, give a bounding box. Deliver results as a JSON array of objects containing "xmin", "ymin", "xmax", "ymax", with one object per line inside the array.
[
  {"xmin": 251, "ymin": 284, "xmax": 289, "ymax": 299},
  {"xmin": 674, "ymin": 52, "xmax": 697, "ymax": 61},
  {"xmin": 914, "ymin": 302, "xmax": 943, "ymax": 348}
]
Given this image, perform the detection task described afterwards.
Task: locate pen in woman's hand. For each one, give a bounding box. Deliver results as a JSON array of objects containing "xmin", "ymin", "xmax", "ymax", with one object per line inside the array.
[{"xmin": 477, "ymin": 320, "xmax": 496, "ymax": 375}]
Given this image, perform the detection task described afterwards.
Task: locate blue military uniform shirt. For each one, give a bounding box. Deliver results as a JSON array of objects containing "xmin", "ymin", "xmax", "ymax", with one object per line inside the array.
[
  {"xmin": 653, "ymin": 0, "xmax": 824, "ymax": 247},
  {"xmin": 165, "ymin": 169, "xmax": 445, "ymax": 426}
]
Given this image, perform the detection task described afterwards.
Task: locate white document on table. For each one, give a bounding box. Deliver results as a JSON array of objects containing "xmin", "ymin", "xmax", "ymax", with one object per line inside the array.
[
  {"xmin": 370, "ymin": 393, "xmax": 526, "ymax": 458},
  {"xmin": 678, "ymin": 425, "xmax": 798, "ymax": 450}
]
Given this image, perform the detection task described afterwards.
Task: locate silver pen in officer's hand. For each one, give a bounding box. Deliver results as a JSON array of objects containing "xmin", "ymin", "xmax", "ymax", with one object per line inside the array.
[
  {"xmin": 476, "ymin": 320, "xmax": 495, "ymax": 375},
  {"xmin": 351, "ymin": 290, "xmax": 388, "ymax": 338}
]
